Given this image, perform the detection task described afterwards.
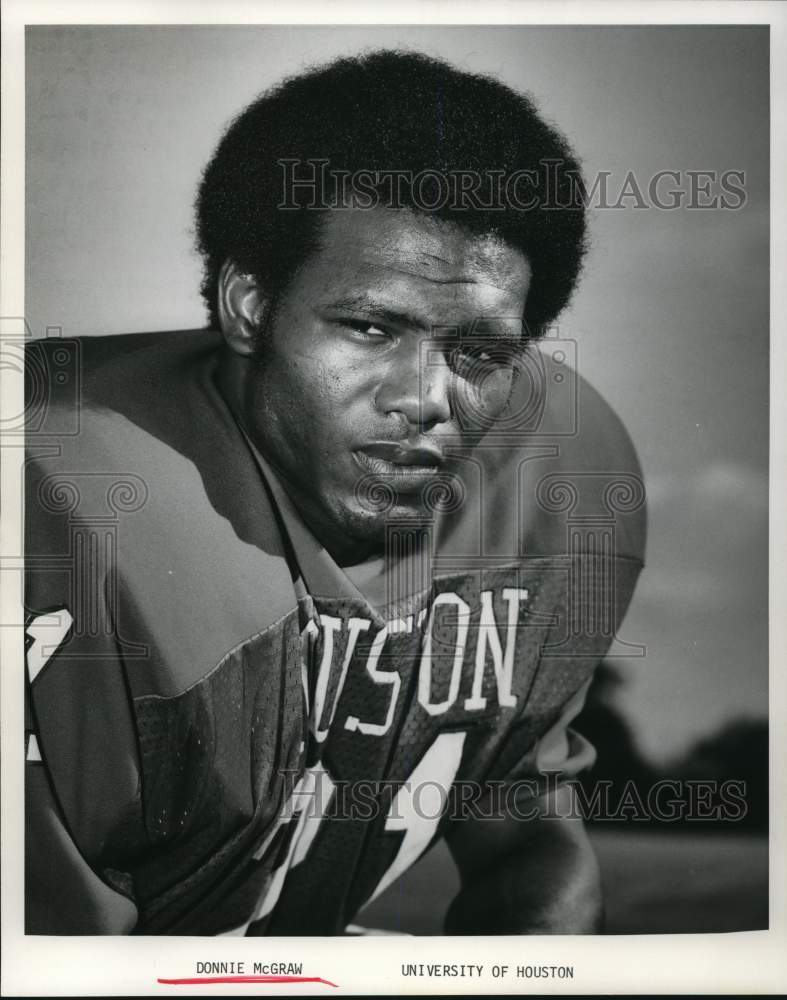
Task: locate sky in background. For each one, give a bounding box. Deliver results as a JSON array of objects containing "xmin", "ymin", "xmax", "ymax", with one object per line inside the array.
[{"xmin": 25, "ymin": 25, "xmax": 769, "ymax": 762}]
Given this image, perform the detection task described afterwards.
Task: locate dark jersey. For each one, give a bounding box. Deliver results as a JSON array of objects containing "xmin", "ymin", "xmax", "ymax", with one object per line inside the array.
[{"xmin": 24, "ymin": 330, "xmax": 646, "ymax": 935}]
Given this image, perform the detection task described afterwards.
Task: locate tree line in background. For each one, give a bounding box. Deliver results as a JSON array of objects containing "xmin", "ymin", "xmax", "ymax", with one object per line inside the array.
[{"xmin": 573, "ymin": 662, "xmax": 768, "ymax": 831}]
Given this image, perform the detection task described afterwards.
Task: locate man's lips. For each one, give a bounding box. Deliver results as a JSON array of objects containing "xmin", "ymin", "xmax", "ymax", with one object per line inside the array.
[
  {"xmin": 359, "ymin": 442, "xmax": 445, "ymax": 468},
  {"xmin": 353, "ymin": 442, "xmax": 445, "ymax": 493}
]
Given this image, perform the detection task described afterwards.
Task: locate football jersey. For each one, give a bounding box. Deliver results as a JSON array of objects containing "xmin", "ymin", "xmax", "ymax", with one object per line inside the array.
[{"xmin": 24, "ymin": 329, "xmax": 646, "ymax": 935}]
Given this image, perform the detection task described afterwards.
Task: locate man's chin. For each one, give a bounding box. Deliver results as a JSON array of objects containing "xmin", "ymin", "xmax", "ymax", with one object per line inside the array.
[
  {"xmin": 350, "ymin": 474, "xmax": 443, "ymax": 516},
  {"xmin": 348, "ymin": 496, "xmax": 436, "ymax": 528},
  {"xmin": 336, "ymin": 499, "xmax": 435, "ymax": 555}
]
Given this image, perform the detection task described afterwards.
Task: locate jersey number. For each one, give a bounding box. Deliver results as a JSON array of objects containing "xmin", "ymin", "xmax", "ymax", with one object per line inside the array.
[{"xmin": 231, "ymin": 731, "xmax": 466, "ymax": 932}]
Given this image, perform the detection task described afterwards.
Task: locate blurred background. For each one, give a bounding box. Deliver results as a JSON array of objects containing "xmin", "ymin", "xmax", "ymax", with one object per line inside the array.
[{"xmin": 26, "ymin": 24, "xmax": 769, "ymax": 933}]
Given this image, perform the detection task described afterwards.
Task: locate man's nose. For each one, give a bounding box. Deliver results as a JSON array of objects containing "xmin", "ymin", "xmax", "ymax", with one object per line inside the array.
[{"xmin": 376, "ymin": 344, "xmax": 453, "ymax": 430}]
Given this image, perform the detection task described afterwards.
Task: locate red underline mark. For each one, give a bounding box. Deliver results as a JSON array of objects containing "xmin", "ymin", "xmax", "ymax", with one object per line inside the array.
[{"xmin": 157, "ymin": 976, "xmax": 338, "ymax": 987}]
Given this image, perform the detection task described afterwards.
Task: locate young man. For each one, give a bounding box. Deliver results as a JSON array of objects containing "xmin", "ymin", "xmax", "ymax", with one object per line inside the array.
[{"xmin": 24, "ymin": 50, "xmax": 645, "ymax": 935}]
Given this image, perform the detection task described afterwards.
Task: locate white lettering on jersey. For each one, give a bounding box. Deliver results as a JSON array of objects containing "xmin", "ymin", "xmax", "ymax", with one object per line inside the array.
[
  {"xmin": 311, "ymin": 615, "xmax": 341, "ymax": 740},
  {"xmin": 309, "ymin": 615, "xmax": 372, "ymax": 742},
  {"xmin": 344, "ymin": 619, "xmax": 406, "ymax": 736},
  {"xmin": 250, "ymin": 763, "xmax": 336, "ymax": 922},
  {"xmin": 366, "ymin": 731, "xmax": 466, "ymax": 902},
  {"xmin": 418, "ymin": 593, "xmax": 470, "ymax": 716},
  {"xmin": 463, "ymin": 588, "xmax": 527, "ymax": 710},
  {"xmin": 302, "ymin": 585, "xmax": 528, "ymax": 746},
  {"xmin": 300, "ymin": 618, "xmax": 320, "ymax": 714},
  {"xmin": 25, "ymin": 609, "xmax": 74, "ymax": 683}
]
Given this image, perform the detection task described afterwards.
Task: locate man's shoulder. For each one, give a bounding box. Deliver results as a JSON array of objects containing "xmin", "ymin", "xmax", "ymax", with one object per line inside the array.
[
  {"xmin": 547, "ymin": 367, "xmax": 646, "ymax": 564},
  {"xmin": 27, "ymin": 327, "xmax": 219, "ymax": 361},
  {"xmin": 24, "ymin": 325, "xmax": 283, "ymax": 555},
  {"xmin": 25, "ymin": 328, "xmax": 227, "ymax": 465},
  {"xmin": 24, "ymin": 327, "xmax": 296, "ymax": 697},
  {"xmin": 559, "ymin": 365, "xmax": 642, "ymax": 478},
  {"xmin": 460, "ymin": 354, "xmax": 647, "ymax": 565},
  {"xmin": 26, "ymin": 328, "xmax": 222, "ymax": 417}
]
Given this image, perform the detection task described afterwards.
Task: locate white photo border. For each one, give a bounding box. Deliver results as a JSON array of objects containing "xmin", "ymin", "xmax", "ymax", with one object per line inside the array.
[{"xmin": 2, "ymin": 1, "xmax": 785, "ymax": 995}]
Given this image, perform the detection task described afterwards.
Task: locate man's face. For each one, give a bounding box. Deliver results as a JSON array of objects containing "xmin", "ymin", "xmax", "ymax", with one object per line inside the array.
[{"xmin": 237, "ymin": 207, "xmax": 532, "ymax": 564}]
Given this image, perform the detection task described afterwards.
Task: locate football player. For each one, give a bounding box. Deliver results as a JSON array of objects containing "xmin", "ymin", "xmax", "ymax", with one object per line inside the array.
[{"xmin": 24, "ymin": 50, "xmax": 646, "ymax": 934}]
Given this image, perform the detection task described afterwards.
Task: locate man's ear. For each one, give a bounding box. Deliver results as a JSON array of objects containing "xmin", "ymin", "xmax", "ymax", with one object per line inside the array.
[{"xmin": 217, "ymin": 260, "xmax": 268, "ymax": 357}]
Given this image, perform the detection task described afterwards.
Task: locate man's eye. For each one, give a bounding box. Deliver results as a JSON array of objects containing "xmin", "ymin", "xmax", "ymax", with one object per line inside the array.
[
  {"xmin": 344, "ymin": 321, "xmax": 390, "ymax": 341},
  {"xmin": 452, "ymin": 345, "xmax": 515, "ymax": 377}
]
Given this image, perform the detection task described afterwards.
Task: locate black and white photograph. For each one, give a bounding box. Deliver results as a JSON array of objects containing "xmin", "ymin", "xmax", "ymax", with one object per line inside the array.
[{"xmin": 2, "ymin": 2, "xmax": 785, "ymax": 995}]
